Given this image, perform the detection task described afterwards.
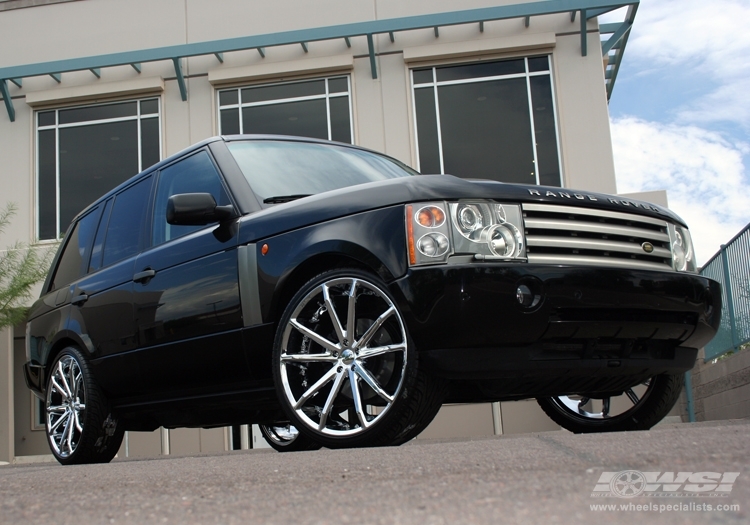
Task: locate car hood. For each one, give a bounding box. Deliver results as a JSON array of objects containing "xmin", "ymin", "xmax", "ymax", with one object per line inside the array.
[{"xmin": 237, "ymin": 174, "xmax": 686, "ymax": 243}]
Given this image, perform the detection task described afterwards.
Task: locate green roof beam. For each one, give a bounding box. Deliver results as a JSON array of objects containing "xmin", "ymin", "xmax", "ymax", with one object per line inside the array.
[
  {"xmin": 131, "ymin": 63, "xmax": 141, "ymax": 73},
  {"xmin": 214, "ymin": 52, "xmax": 224, "ymax": 63},
  {"xmin": 257, "ymin": 47, "xmax": 266, "ymax": 57},
  {"xmin": 172, "ymin": 58, "xmax": 187, "ymax": 101},
  {"xmin": 301, "ymin": 42, "xmax": 308, "ymax": 53},
  {"xmin": 10, "ymin": 78, "xmax": 22, "ymax": 88},
  {"xmin": 367, "ymin": 34, "xmax": 377, "ymax": 79},
  {"xmin": 90, "ymin": 68, "xmax": 101, "ymax": 78},
  {"xmin": 50, "ymin": 73, "xmax": 61, "ymax": 83},
  {"xmin": 601, "ymin": 21, "xmax": 632, "ymax": 55},
  {"xmin": 0, "ymin": 80, "xmax": 15, "ymax": 122},
  {"xmin": 580, "ymin": 10, "xmax": 587, "ymax": 56}
]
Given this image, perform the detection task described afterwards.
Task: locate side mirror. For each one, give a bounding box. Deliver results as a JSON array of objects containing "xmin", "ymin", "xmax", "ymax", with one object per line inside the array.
[{"xmin": 166, "ymin": 193, "xmax": 237, "ymax": 226}]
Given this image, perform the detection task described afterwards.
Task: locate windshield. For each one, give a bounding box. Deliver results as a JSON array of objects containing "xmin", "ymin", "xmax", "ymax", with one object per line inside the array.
[{"xmin": 226, "ymin": 140, "xmax": 418, "ymax": 203}]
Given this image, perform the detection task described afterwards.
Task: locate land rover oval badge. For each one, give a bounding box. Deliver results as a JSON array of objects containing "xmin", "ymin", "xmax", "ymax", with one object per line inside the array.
[{"xmin": 642, "ymin": 242, "xmax": 654, "ymax": 253}]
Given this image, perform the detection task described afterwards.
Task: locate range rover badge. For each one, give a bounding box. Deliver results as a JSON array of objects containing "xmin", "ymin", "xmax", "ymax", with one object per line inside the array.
[{"xmin": 642, "ymin": 242, "xmax": 654, "ymax": 253}]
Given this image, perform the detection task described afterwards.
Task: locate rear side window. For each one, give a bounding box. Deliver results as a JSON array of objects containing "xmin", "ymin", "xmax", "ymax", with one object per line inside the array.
[
  {"xmin": 101, "ymin": 176, "xmax": 152, "ymax": 268},
  {"xmin": 49, "ymin": 206, "xmax": 101, "ymax": 291}
]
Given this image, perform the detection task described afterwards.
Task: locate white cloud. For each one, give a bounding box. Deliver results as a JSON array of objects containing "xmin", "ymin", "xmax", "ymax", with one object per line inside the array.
[
  {"xmin": 618, "ymin": 0, "xmax": 750, "ymax": 129},
  {"xmin": 611, "ymin": 117, "xmax": 750, "ymax": 264}
]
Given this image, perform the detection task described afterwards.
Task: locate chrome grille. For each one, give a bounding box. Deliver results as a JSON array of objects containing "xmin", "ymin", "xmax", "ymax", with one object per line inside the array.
[{"xmin": 522, "ymin": 203, "xmax": 674, "ymax": 271}]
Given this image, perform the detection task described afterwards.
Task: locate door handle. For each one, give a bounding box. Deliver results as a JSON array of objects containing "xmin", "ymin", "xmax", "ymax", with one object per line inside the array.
[
  {"xmin": 71, "ymin": 294, "xmax": 88, "ymax": 306},
  {"xmin": 133, "ymin": 269, "xmax": 157, "ymax": 283}
]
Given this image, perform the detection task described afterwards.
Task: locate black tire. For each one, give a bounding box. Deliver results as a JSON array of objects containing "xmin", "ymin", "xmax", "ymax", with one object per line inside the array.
[
  {"xmin": 537, "ymin": 373, "xmax": 684, "ymax": 433},
  {"xmin": 272, "ymin": 269, "xmax": 439, "ymax": 449},
  {"xmin": 45, "ymin": 346, "xmax": 124, "ymax": 464},
  {"xmin": 258, "ymin": 423, "xmax": 323, "ymax": 452}
]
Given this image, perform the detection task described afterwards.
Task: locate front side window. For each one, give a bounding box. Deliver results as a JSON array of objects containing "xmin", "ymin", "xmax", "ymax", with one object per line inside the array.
[
  {"xmin": 218, "ymin": 76, "xmax": 353, "ymax": 143},
  {"xmin": 412, "ymin": 56, "xmax": 561, "ymax": 186},
  {"xmin": 36, "ymin": 98, "xmax": 161, "ymax": 240},
  {"xmin": 152, "ymin": 151, "xmax": 231, "ymax": 246}
]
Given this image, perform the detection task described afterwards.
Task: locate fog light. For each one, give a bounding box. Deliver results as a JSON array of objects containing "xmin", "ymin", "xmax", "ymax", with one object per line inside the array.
[{"xmin": 516, "ymin": 284, "xmax": 541, "ymax": 309}]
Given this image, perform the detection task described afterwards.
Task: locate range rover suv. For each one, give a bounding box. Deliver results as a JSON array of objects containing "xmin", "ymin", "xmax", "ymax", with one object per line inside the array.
[{"xmin": 24, "ymin": 136, "xmax": 721, "ymax": 464}]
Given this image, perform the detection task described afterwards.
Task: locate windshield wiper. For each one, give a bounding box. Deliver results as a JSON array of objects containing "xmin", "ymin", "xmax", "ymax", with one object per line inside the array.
[{"xmin": 262, "ymin": 194, "xmax": 312, "ymax": 204}]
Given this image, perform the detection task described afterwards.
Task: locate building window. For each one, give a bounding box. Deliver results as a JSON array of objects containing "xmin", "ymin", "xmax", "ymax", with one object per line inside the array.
[
  {"xmin": 36, "ymin": 98, "xmax": 161, "ymax": 240},
  {"xmin": 217, "ymin": 76, "xmax": 353, "ymax": 143},
  {"xmin": 412, "ymin": 56, "xmax": 561, "ymax": 186}
]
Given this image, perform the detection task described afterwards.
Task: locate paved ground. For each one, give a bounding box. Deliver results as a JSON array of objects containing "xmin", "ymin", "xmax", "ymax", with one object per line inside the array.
[{"xmin": 1, "ymin": 420, "xmax": 747, "ymax": 525}]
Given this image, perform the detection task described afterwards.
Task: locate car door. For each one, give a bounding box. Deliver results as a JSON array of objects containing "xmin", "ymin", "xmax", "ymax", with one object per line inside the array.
[
  {"xmin": 133, "ymin": 149, "xmax": 246, "ymax": 398},
  {"xmin": 71, "ymin": 175, "xmax": 153, "ymax": 399}
]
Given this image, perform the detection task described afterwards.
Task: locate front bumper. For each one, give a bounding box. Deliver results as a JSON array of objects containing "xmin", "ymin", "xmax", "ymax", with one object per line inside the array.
[{"xmin": 391, "ymin": 264, "xmax": 720, "ymax": 386}]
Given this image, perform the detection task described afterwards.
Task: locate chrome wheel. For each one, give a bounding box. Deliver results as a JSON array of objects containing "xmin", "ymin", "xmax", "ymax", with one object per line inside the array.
[
  {"xmin": 277, "ymin": 273, "xmax": 410, "ymax": 444},
  {"xmin": 258, "ymin": 423, "xmax": 322, "ymax": 452},
  {"xmin": 46, "ymin": 355, "xmax": 86, "ymax": 458},
  {"xmin": 554, "ymin": 379, "xmax": 652, "ymax": 420},
  {"xmin": 537, "ymin": 373, "xmax": 684, "ymax": 433}
]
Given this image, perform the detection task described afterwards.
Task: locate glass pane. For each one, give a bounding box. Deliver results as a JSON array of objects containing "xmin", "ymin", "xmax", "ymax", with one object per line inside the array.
[
  {"xmin": 102, "ymin": 176, "xmax": 152, "ymax": 268},
  {"xmin": 140, "ymin": 99, "xmax": 159, "ymax": 115},
  {"xmin": 329, "ymin": 96, "xmax": 352, "ymax": 143},
  {"xmin": 436, "ymin": 59, "xmax": 525, "ymax": 82},
  {"xmin": 141, "ymin": 117, "xmax": 160, "ymax": 170},
  {"xmin": 530, "ymin": 75, "xmax": 561, "ymax": 186},
  {"xmin": 38, "ymin": 129, "xmax": 57, "ymax": 240},
  {"xmin": 50, "ymin": 207, "xmax": 100, "ymax": 290},
  {"xmin": 59, "ymin": 120, "xmax": 139, "ymax": 232},
  {"xmin": 59, "ymin": 101, "xmax": 137, "ymax": 125},
  {"xmin": 152, "ymin": 151, "xmax": 230, "ymax": 245},
  {"xmin": 413, "ymin": 88, "xmax": 440, "ymax": 174},
  {"xmin": 328, "ymin": 77, "xmax": 348, "ymax": 93},
  {"xmin": 438, "ymin": 78, "xmax": 536, "ymax": 184},
  {"xmin": 528, "ymin": 56, "xmax": 550, "ymax": 72},
  {"xmin": 241, "ymin": 80, "xmax": 325, "ymax": 104},
  {"xmin": 219, "ymin": 90, "xmax": 239, "ymax": 106},
  {"xmin": 412, "ymin": 69, "xmax": 434, "ymax": 85},
  {"xmin": 220, "ymin": 108, "xmax": 240, "ymax": 135},
  {"xmin": 241, "ymin": 99, "xmax": 328, "ymax": 140},
  {"xmin": 227, "ymin": 140, "xmax": 416, "ymax": 204},
  {"xmin": 89, "ymin": 198, "xmax": 112, "ymax": 273},
  {"xmin": 38, "ymin": 111, "xmax": 55, "ymax": 127}
]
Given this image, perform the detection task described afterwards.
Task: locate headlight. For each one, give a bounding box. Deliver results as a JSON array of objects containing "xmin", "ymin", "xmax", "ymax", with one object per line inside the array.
[
  {"xmin": 406, "ymin": 201, "xmax": 526, "ymax": 266},
  {"xmin": 668, "ymin": 223, "xmax": 697, "ymax": 272}
]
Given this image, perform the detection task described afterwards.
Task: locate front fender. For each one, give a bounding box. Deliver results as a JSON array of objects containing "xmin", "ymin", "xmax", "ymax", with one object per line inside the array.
[{"xmin": 254, "ymin": 205, "xmax": 408, "ymax": 322}]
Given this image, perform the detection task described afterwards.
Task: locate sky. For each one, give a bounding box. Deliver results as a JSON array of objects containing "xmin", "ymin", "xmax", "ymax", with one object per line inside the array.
[{"xmin": 602, "ymin": 0, "xmax": 750, "ymax": 266}]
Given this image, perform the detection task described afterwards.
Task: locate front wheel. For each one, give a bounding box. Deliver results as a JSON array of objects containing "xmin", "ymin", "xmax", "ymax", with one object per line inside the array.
[
  {"xmin": 537, "ymin": 373, "xmax": 684, "ymax": 433},
  {"xmin": 272, "ymin": 269, "xmax": 438, "ymax": 449},
  {"xmin": 45, "ymin": 347, "xmax": 124, "ymax": 464}
]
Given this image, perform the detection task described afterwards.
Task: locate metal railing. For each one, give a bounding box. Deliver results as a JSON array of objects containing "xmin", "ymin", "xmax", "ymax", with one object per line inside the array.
[{"xmin": 700, "ymin": 223, "xmax": 750, "ymax": 361}]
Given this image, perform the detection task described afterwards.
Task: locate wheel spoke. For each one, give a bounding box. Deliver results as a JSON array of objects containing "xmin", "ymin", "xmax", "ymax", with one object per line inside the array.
[
  {"xmin": 74, "ymin": 409, "xmax": 83, "ymax": 433},
  {"xmin": 318, "ymin": 370, "xmax": 346, "ymax": 430},
  {"xmin": 353, "ymin": 306, "xmax": 395, "ymax": 350},
  {"xmin": 602, "ymin": 397, "xmax": 611, "ymax": 417},
  {"xmin": 625, "ymin": 388, "xmax": 640, "ymax": 405},
  {"xmin": 348, "ymin": 369, "xmax": 369, "ymax": 429},
  {"xmin": 293, "ymin": 365, "xmax": 338, "ymax": 410},
  {"xmin": 56, "ymin": 361, "xmax": 73, "ymax": 399},
  {"xmin": 354, "ymin": 364, "xmax": 394, "ymax": 403},
  {"xmin": 323, "ymin": 283, "xmax": 346, "ymax": 345},
  {"xmin": 290, "ymin": 319, "xmax": 340, "ymax": 352},
  {"xmin": 358, "ymin": 344, "xmax": 405, "ymax": 360},
  {"xmin": 281, "ymin": 352, "xmax": 337, "ymax": 363},
  {"xmin": 50, "ymin": 377, "xmax": 69, "ymax": 400},
  {"xmin": 49, "ymin": 410, "xmax": 69, "ymax": 433},
  {"xmin": 577, "ymin": 397, "xmax": 590, "ymax": 412},
  {"xmin": 47, "ymin": 404, "xmax": 67, "ymax": 414},
  {"xmin": 346, "ymin": 280, "xmax": 358, "ymax": 342},
  {"xmin": 60, "ymin": 411, "xmax": 73, "ymax": 453}
]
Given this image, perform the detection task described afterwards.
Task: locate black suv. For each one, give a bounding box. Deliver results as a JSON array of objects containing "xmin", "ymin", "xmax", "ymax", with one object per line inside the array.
[{"xmin": 25, "ymin": 136, "xmax": 721, "ymax": 464}]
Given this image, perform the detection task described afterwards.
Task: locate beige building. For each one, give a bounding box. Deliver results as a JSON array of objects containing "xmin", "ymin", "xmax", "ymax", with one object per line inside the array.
[{"xmin": 0, "ymin": 0, "xmax": 647, "ymax": 463}]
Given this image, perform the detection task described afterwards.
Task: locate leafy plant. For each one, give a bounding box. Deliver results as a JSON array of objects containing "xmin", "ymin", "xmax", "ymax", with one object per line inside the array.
[{"xmin": 0, "ymin": 203, "xmax": 54, "ymax": 329}]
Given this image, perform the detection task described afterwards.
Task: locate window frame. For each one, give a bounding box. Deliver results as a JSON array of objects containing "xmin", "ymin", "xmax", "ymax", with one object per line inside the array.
[
  {"xmin": 34, "ymin": 96, "xmax": 162, "ymax": 242},
  {"xmin": 410, "ymin": 55, "xmax": 563, "ymax": 186},
  {"xmin": 216, "ymin": 75, "xmax": 354, "ymax": 143}
]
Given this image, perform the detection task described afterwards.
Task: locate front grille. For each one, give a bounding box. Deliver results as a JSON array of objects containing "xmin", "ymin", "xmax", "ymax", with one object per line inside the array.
[{"xmin": 522, "ymin": 203, "xmax": 674, "ymax": 271}]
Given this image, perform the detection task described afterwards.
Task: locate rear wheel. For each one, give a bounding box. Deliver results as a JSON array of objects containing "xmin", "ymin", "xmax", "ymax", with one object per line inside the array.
[
  {"xmin": 45, "ymin": 347, "xmax": 124, "ymax": 464},
  {"xmin": 258, "ymin": 423, "xmax": 322, "ymax": 452},
  {"xmin": 272, "ymin": 269, "xmax": 441, "ymax": 449},
  {"xmin": 537, "ymin": 373, "xmax": 684, "ymax": 433}
]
